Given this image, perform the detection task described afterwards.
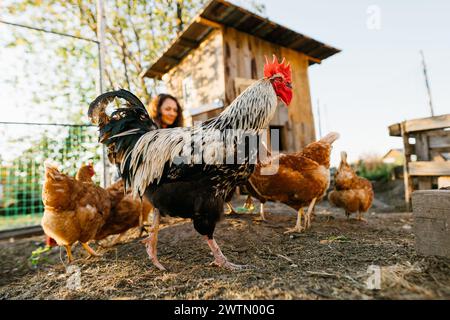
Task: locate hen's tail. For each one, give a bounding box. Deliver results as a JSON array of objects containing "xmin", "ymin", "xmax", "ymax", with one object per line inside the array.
[
  {"xmin": 88, "ymin": 89, "xmax": 158, "ymax": 180},
  {"xmin": 42, "ymin": 160, "xmax": 72, "ymax": 209},
  {"xmin": 300, "ymin": 131, "xmax": 340, "ymax": 167},
  {"xmin": 43, "ymin": 160, "xmax": 64, "ymax": 181},
  {"xmin": 319, "ymin": 132, "xmax": 340, "ymax": 145}
]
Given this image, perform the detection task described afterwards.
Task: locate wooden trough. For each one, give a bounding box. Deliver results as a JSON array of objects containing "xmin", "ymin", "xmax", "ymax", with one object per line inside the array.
[{"xmin": 412, "ymin": 190, "xmax": 450, "ymax": 258}]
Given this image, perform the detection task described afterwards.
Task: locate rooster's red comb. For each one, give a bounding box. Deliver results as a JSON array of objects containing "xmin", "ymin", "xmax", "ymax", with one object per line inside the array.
[{"xmin": 264, "ymin": 55, "xmax": 291, "ymax": 82}]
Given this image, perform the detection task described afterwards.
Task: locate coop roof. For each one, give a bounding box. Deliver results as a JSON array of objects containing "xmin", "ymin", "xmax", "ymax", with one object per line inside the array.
[{"xmin": 143, "ymin": 0, "xmax": 341, "ymax": 79}]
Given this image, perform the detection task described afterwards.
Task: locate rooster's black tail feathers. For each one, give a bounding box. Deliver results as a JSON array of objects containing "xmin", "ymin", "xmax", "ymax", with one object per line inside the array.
[{"xmin": 88, "ymin": 89, "xmax": 157, "ymax": 171}]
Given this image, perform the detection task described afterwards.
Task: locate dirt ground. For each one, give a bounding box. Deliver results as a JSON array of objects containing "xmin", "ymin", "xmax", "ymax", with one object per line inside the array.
[{"xmin": 0, "ymin": 193, "xmax": 449, "ymax": 300}]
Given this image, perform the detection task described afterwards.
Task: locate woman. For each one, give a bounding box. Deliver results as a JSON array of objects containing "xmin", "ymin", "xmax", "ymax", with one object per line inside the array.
[{"xmin": 148, "ymin": 93, "xmax": 184, "ymax": 128}]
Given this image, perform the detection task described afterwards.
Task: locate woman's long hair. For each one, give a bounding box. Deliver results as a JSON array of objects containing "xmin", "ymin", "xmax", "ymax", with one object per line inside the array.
[{"xmin": 148, "ymin": 93, "xmax": 184, "ymax": 128}]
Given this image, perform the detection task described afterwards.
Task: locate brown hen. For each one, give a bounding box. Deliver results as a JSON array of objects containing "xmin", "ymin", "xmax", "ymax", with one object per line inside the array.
[
  {"xmin": 328, "ymin": 151, "xmax": 374, "ymax": 221},
  {"xmin": 95, "ymin": 179, "xmax": 153, "ymax": 244},
  {"xmin": 245, "ymin": 132, "xmax": 340, "ymax": 232},
  {"xmin": 41, "ymin": 162, "xmax": 111, "ymax": 262}
]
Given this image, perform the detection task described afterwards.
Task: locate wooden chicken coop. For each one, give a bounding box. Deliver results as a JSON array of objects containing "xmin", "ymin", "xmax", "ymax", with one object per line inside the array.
[
  {"xmin": 389, "ymin": 114, "xmax": 450, "ymax": 209},
  {"xmin": 142, "ymin": 0, "xmax": 340, "ymax": 152}
]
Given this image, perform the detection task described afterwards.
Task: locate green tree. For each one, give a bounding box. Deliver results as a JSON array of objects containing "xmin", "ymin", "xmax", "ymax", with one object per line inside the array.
[
  {"xmin": 1, "ymin": 0, "xmax": 209, "ymax": 123},
  {"xmin": 1, "ymin": 0, "xmax": 266, "ymax": 123}
]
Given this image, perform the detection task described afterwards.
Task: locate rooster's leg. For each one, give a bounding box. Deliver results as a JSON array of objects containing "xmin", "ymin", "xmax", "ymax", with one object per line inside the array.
[
  {"xmin": 81, "ymin": 242, "xmax": 102, "ymax": 258},
  {"xmin": 65, "ymin": 245, "xmax": 74, "ymax": 263},
  {"xmin": 138, "ymin": 211, "xmax": 146, "ymax": 236},
  {"xmin": 142, "ymin": 209, "xmax": 166, "ymax": 271},
  {"xmin": 259, "ymin": 203, "xmax": 266, "ymax": 220},
  {"xmin": 305, "ymin": 197, "xmax": 317, "ymax": 229},
  {"xmin": 284, "ymin": 208, "xmax": 304, "ymax": 233},
  {"xmin": 206, "ymin": 237, "xmax": 250, "ymax": 271}
]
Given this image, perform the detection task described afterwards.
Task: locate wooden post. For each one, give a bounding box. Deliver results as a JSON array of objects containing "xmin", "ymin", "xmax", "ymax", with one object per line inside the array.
[
  {"xmin": 415, "ymin": 133, "xmax": 433, "ymax": 190},
  {"xmin": 96, "ymin": 0, "xmax": 106, "ymax": 95},
  {"xmin": 401, "ymin": 122, "xmax": 414, "ymax": 211},
  {"xmin": 412, "ymin": 190, "xmax": 450, "ymax": 258},
  {"xmin": 96, "ymin": 0, "xmax": 108, "ymax": 187}
]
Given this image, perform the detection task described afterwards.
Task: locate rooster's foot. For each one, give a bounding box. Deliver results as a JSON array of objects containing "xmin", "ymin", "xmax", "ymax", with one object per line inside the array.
[
  {"xmin": 258, "ymin": 212, "xmax": 268, "ymax": 221},
  {"xmin": 150, "ymin": 258, "xmax": 167, "ymax": 271},
  {"xmin": 141, "ymin": 237, "xmax": 166, "ymax": 271},
  {"xmin": 284, "ymin": 226, "xmax": 305, "ymax": 234},
  {"xmin": 210, "ymin": 259, "xmax": 252, "ymax": 271}
]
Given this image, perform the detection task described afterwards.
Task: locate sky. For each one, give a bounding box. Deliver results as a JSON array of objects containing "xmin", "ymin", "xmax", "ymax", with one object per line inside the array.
[
  {"xmin": 255, "ymin": 0, "xmax": 450, "ymax": 165},
  {"xmin": 1, "ymin": 1, "xmax": 449, "ymax": 166}
]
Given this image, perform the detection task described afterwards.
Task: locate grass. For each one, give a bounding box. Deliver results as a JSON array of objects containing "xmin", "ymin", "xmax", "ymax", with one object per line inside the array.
[{"xmin": 356, "ymin": 154, "xmax": 395, "ymax": 182}]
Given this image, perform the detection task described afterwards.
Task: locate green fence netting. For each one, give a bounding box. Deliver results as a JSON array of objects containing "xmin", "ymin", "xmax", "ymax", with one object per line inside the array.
[{"xmin": 0, "ymin": 122, "xmax": 105, "ymax": 231}]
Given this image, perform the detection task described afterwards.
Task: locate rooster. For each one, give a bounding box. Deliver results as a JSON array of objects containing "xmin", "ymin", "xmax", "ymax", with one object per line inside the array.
[{"xmin": 88, "ymin": 56, "xmax": 292, "ymax": 270}]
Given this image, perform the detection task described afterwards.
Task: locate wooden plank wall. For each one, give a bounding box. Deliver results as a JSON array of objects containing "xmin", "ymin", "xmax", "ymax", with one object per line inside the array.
[
  {"xmin": 164, "ymin": 29, "xmax": 225, "ymax": 122},
  {"xmin": 222, "ymin": 27, "xmax": 316, "ymax": 152}
]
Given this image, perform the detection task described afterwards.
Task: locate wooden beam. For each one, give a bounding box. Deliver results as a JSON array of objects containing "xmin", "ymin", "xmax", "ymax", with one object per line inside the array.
[
  {"xmin": 389, "ymin": 115, "xmax": 450, "ymax": 136},
  {"xmin": 409, "ymin": 161, "xmax": 450, "ymax": 176},
  {"xmin": 234, "ymin": 13, "xmax": 251, "ymax": 27},
  {"xmin": 388, "ymin": 123, "xmax": 402, "ymax": 136},
  {"xmin": 141, "ymin": 68, "xmax": 163, "ymax": 79},
  {"xmin": 306, "ymin": 55, "xmax": 322, "ymax": 64},
  {"xmin": 177, "ymin": 38, "xmax": 199, "ymax": 49},
  {"xmin": 161, "ymin": 55, "xmax": 180, "ymax": 65},
  {"xmin": 415, "ymin": 133, "xmax": 430, "ymax": 161},
  {"xmin": 196, "ymin": 17, "xmax": 223, "ymax": 29},
  {"xmin": 429, "ymin": 133, "xmax": 450, "ymax": 149},
  {"xmin": 415, "ymin": 133, "xmax": 432, "ymax": 189},
  {"xmin": 0, "ymin": 225, "xmax": 43, "ymax": 240},
  {"xmin": 401, "ymin": 122, "xmax": 413, "ymax": 210},
  {"xmin": 404, "ymin": 114, "xmax": 450, "ymax": 133}
]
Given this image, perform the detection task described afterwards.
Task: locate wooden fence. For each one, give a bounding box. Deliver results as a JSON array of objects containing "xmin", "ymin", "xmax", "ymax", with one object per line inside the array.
[{"xmin": 388, "ymin": 114, "xmax": 450, "ymax": 210}]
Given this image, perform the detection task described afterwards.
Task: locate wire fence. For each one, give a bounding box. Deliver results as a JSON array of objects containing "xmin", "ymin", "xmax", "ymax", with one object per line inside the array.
[{"xmin": 0, "ymin": 122, "xmax": 108, "ymax": 231}]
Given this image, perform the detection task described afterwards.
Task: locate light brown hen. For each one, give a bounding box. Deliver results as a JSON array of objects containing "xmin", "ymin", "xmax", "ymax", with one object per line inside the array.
[
  {"xmin": 328, "ymin": 151, "xmax": 374, "ymax": 221},
  {"xmin": 245, "ymin": 132, "xmax": 340, "ymax": 232},
  {"xmin": 41, "ymin": 162, "xmax": 110, "ymax": 262},
  {"xmin": 95, "ymin": 179, "xmax": 153, "ymax": 244}
]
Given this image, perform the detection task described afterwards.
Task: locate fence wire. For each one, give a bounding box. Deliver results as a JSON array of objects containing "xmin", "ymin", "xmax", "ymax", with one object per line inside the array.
[{"xmin": 0, "ymin": 122, "xmax": 108, "ymax": 231}]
